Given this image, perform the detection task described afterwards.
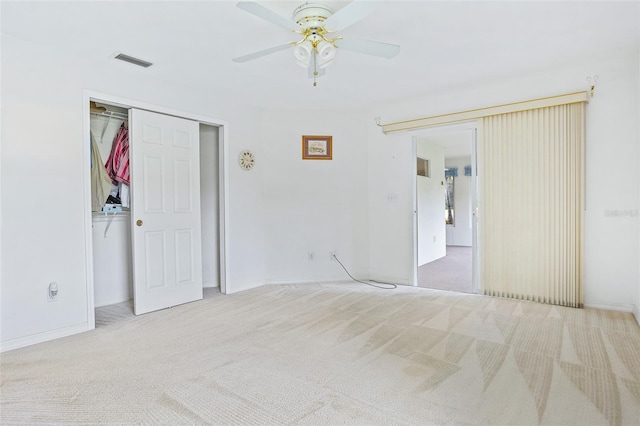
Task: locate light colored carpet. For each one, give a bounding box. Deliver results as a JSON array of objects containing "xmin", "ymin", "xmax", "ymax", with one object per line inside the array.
[
  {"xmin": 418, "ymin": 246, "xmax": 473, "ymax": 293},
  {"xmin": 1, "ymin": 283, "xmax": 639, "ymax": 425}
]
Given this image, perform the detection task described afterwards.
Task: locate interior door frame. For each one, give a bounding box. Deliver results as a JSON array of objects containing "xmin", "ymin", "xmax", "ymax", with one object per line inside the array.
[
  {"xmin": 470, "ymin": 125, "xmax": 480, "ymax": 293},
  {"xmin": 410, "ymin": 120, "xmax": 479, "ymax": 292},
  {"xmin": 82, "ymin": 90, "xmax": 230, "ymax": 329}
]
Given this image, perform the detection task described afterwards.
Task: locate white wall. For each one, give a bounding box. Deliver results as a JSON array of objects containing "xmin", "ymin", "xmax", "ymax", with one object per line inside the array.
[
  {"xmin": 0, "ymin": 34, "xmax": 374, "ymax": 350},
  {"xmin": 260, "ymin": 109, "xmax": 370, "ymax": 284},
  {"xmin": 1, "ymin": 34, "xmax": 638, "ymax": 352},
  {"xmin": 366, "ymin": 128, "xmax": 415, "ymax": 285},
  {"xmin": 445, "ymin": 157, "xmax": 473, "ymax": 247},
  {"xmin": 580, "ymin": 50, "xmax": 639, "ymax": 312},
  {"xmin": 416, "ymin": 139, "xmax": 445, "ymax": 265},
  {"xmin": 200, "ymin": 124, "xmax": 220, "ymax": 288},
  {"xmin": 0, "ymin": 35, "xmax": 268, "ymax": 349},
  {"xmin": 367, "ymin": 48, "xmax": 640, "ymax": 312},
  {"xmin": 638, "ymin": 61, "xmax": 640, "ymax": 326}
]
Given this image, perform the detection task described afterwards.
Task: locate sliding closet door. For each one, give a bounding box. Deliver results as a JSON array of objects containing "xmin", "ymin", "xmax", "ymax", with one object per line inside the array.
[{"xmin": 130, "ymin": 109, "xmax": 203, "ymax": 315}]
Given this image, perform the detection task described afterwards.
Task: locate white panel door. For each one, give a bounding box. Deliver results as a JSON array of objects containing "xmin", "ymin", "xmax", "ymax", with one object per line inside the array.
[{"xmin": 130, "ymin": 109, "xmax": 203, "ymax": 315}]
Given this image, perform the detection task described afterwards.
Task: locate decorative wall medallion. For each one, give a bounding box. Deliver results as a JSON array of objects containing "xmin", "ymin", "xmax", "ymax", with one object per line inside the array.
[{"xmin": 238, "ymin": 150, "xmax": 255, "ymax": 171}]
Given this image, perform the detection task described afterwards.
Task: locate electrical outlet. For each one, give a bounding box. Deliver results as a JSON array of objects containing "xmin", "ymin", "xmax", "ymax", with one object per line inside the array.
[
  {"xmin": 330, "ymin": 251, "xmax": 337, "ymax": 260},
  {"xmin": 48, "ymin": 282, "xmax": 58, "ymax": 302}
]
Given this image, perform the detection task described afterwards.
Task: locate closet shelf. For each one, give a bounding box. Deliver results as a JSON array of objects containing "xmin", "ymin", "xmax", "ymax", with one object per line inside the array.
[
  {"xmin": 92, "ymin": 210, "xmax": 130, "ymax": 218},
  {"xmin": 91, "ymin": 110, "xmax": 128, "ymax": 121}
]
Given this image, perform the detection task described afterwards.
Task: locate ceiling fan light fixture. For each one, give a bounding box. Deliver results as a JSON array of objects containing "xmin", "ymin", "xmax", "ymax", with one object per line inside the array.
[
  {"xmin": 294, "ymin": 41, "xmax": 313, "ymax": 67},
  {"xmin": 234, "ymin": 1, "xmax": 400, "ymax": 86},
  {"xmin": 316, "ymin": 41, "xmax": 337, "ymax": 68}
]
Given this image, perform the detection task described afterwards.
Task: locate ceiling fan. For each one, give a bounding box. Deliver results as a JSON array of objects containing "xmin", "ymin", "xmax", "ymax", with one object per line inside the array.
[{"xmin": 232, "ymin": 1, "xmax": 400, "ymax": 86}]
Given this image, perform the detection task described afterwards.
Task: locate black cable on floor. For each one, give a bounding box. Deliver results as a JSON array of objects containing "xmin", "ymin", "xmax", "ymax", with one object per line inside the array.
[{"xmin": 333, "ymin": 254, "xmax": 397, "ymax": 290}]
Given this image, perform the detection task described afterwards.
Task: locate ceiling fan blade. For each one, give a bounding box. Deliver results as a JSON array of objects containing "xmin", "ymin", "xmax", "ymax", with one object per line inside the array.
[
  {"xmin": 323, "ymin": 0, "xmax": 386, "ymax": 32},
  {"xmin": 233, "ymin": 43, "xmax": 292, "ymax": 63},
  {"xmin": 236, "ymin": 1, "xmax": 299, "ymax": 31},
  {"xmin": 335, "ymin": 37, "xmax": 400, "ymax": 59}
]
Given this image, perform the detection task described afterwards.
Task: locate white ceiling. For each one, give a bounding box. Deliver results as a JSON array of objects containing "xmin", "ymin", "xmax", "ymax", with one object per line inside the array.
[{"xmin": 2, "ymin": 1, "xmax": 638, "ymax": 111}]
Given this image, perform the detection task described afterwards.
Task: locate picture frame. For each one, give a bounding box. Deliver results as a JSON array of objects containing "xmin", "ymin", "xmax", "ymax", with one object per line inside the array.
[{"xmin": 302, "ymin": 135, "xmax": 332, "ymax": 160}]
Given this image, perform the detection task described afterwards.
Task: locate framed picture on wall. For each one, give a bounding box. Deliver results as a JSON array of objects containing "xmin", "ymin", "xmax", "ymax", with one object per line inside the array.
[{"xmin": 302, "ymin": 135, "xmax": 332, "ymax": 160}]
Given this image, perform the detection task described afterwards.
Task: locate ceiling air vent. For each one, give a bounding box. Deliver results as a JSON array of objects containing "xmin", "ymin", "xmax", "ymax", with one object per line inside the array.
[{"xmin": 114, "ymin": 53, "xmax": 153, "ymax": 68}]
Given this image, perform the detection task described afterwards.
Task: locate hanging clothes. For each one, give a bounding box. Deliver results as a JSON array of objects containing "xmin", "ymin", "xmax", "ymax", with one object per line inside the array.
[
  {"xmin": 105, "ymin": 123, "xmax": 130, "ymax": 185},
  {"xmin": 90, "ymin": 132, "xmax": 113, "ymax": 212}
]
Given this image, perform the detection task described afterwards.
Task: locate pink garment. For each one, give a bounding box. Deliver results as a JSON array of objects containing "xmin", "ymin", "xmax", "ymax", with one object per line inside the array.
[{"xmin": 105, "ymin": 123, "xmax": 130, "ymax": 185}]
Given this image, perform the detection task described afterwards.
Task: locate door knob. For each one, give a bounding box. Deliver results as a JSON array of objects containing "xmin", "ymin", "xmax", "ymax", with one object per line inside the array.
[{"xmin": 136, "ymin": 219, "xmax": 143, "ymax": 227}]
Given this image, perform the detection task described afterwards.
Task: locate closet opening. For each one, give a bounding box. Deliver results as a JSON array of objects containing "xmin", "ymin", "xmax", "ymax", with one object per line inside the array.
[
  {"xmin": 90, "ymin": 102, "xmax": 133, "ymax": 309},
  {"xmin": 86, "ymin": 95, "xmax": 228, "ymax": 327},
  {"xmin": 199, "ymin": 123, "xmax": 221, "ymax": 293}
]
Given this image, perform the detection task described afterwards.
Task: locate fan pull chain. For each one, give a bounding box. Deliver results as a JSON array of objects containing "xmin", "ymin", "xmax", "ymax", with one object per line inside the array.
[{"xmin": 313, "ymin": 49, "xmax": 318, "ymax": 87}]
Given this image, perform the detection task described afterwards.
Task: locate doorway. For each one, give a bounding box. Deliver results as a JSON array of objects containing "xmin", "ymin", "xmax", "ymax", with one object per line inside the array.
[
  {"xmin": 83, "ymin": 91, "xmax": 229, "ymax": 328},
  {"xmin": 412, "ymin": 122, "xmax": 478, "ymax": 294}
]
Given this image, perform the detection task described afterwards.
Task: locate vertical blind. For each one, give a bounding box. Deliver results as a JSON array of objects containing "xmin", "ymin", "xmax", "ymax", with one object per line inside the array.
[{"xmin": 479, "ymin": 103, "xmax": 585, "ymax": 307}]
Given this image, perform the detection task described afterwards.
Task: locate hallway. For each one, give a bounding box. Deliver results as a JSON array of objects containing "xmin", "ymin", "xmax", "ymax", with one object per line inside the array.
[{"xmin": 417, "ymin": 246, "xmax": 472, "ymax": 293}]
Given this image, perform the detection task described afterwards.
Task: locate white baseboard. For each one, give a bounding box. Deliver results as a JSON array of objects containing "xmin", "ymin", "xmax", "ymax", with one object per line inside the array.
[
  {"xmin": 0, "ymin": 322, "xmax": 91, "ymax": 353},
  {"xmin": 264, "ymin": 277, "xmax": 414, "ymax": 287},
  {"xmin": 265, "ymin": 279, "xmax": 351, "ymax": 286},
  {"xmin": 634, "ymin": 305, "xmax": 640, "ymax": 326},
  {"xmin": 583, "ymin": 302, "xmax": 635, "ymax": 313}
]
